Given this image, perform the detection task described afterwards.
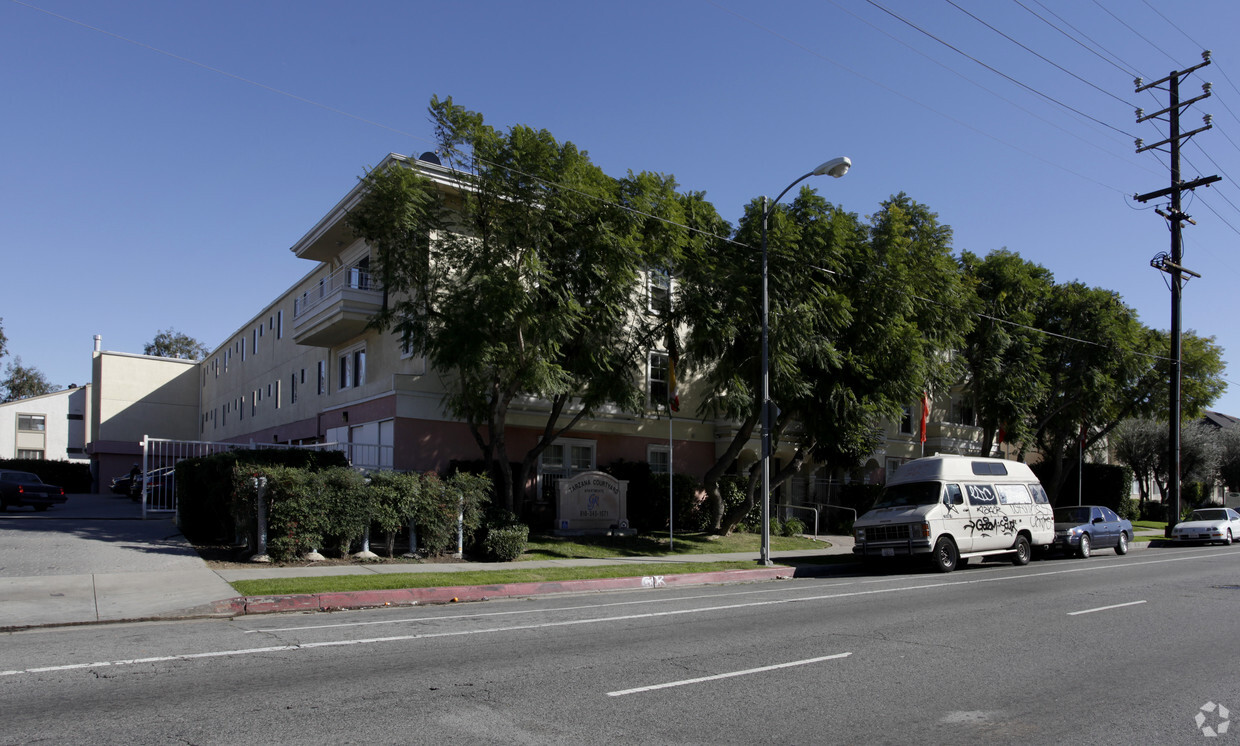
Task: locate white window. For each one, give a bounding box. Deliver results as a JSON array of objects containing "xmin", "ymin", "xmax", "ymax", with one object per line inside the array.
[
  {"xmin": 540, "ymin": 439, "xmax": 596, "ymax": 476},
  {"xmin": 898, "ymin": 406, "xmax": 913, "ymax": 434},
  {"xmin": 17, "ymin": 414, "xmax": 45, "ymax": 432},
  {"xmin": 648, "ymin": 445, "xmax": 670, "ymax": 474},
  {"xmin": 538, "ymin": 439, "xmax": 596, "ymax": 500},
  {"xmin": 648, "ymin": 350, "xmax": 669, "ymax": 407},
  {"xmin": 648, "ymin": 268, "xmax": 671, "ymax": 314},
  {"xmin": 338, "ymin": 344, "xmax": 366, "ymax": 390},
  {"xmin": 317, "ymin": 361, "xmax": 327, "ymax": 395},
  {"xmin": 277, "ymin": 310, "xmax": 283, "ymax": 339},
  {"xmin": 17, "ymin": 449, "xmax": 44, "ymax": 460}
]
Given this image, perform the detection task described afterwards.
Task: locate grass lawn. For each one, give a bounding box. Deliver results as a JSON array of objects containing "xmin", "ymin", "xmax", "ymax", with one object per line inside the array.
[
  {"xmin": 230, "ymin": 561, "xmax": 769, "ymax": 597},
  {"xmin": 1132, "ymin": 520, "xmax": 1168, "ymax": 531},
  {"xmin": 521, "ymin": 531, "xmax": 827, "ymax": 560}
]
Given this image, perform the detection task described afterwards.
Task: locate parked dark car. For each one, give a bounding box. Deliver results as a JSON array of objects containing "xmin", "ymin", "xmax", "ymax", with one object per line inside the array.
[
  {"xmin": 109, "ymin": 466, "xmax": 175, "ymax": 501},
  {"xmin": 1051, "ymin": 505, "xmax": 1132, "ymax": 558},
  {"xmin": 0, "ymin": 469, "xmax": 68, "ymax": 512}
]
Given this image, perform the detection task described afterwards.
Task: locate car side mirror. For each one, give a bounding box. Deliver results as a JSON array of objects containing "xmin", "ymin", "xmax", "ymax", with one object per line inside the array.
[{"xmin": 1092, "ymin": 517, "xmax": 1104, "ymax": 524}]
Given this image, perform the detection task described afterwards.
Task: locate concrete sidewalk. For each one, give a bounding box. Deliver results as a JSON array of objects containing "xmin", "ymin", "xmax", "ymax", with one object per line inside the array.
[{"xmin": 0, "ymin": 492, "xmax": 855, "ymax": 629}]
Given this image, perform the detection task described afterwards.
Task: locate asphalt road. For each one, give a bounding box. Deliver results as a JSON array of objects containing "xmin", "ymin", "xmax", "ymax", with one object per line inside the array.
[{"xmin": 2, "ymin": 544, "xmax": 1238, "ymax": 744}]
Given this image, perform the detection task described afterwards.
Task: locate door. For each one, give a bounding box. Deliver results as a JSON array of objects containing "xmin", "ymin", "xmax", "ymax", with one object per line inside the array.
[
  {"xmin": 942, "ymin": 483, "xmax": 972, "ymax": 553},
  {"xmin": 964, "ymin": 483, "xmax": 1003, "ymax": 551}
]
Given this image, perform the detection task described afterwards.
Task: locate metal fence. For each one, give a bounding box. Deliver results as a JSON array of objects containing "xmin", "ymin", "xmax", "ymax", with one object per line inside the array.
[{"xmin": 138, "ymin": 436, "xmax": 361, "ymax": 519}]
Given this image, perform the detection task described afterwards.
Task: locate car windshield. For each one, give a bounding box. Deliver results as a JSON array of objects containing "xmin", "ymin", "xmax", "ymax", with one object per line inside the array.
[
  {"xmin": 1191, "ymin": 509, "xmax": 1228, "ymax": 521},
  {"xmin": 873, "ymin": 482, "xmax": 941, "ymax": 509},
  {"xmin": 1054, "ymin": 507, "xmax": 1091, "ymax": 524}
]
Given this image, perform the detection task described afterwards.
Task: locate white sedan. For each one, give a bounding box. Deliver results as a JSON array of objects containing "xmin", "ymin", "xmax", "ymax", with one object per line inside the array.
[{"xmin": 1171, "ymin": 508, "xmax": 1240, "ymax": 545}]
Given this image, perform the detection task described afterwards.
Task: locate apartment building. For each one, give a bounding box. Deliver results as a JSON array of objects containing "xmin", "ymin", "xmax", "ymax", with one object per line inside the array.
[
  {"xmin": 86, "ymin": 152, "xmax": 992, "ymax": 503},
  {"xmin": 0, "ymin": 385, "xmax": 90, "ymax": 463}
]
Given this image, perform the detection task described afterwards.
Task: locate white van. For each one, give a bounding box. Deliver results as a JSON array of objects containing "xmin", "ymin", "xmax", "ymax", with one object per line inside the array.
[{"xmin": 852, "ymin": 455, "xmax": 1054, "ymax": 572}]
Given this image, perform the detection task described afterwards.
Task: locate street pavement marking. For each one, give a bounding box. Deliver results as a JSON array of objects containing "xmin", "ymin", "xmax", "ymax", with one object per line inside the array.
[
  {"xmin": 247, "ymin": 548, "xmax": 1229, "ymax": 635},
  {"xmin": 2, "ymin": 551, "xmax": 1232, "ymax": 678},
  {"xmin": 1067, "ymin": 599, "xmax": 1147, "ymax": 616},
  {"xmin": 607, "ymin": 652, "xmax": 852, "ymax": 697}
]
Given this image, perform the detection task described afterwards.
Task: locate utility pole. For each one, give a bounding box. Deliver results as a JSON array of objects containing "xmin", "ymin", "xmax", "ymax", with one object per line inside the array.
[{"xmin": 1133, "ymin": 50, "xmax": 1220, "ymax": 530}]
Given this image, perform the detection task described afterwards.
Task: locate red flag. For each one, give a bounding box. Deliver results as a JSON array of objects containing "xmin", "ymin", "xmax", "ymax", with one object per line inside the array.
[{"xmin": 920, "ymin": 392, "xmax": 930, "ymax": 443}]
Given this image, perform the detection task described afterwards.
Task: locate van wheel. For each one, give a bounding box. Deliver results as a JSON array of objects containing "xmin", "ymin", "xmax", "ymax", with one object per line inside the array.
[
  {"xmin": 932, "ymin": 537, "xmax": 958, "ymax": 573},
  {"xmin": 1077, "ymin": 533, "xmax": 1092, "ymax": 559},
  {"xmin": 1115, "ymin": 531, "xmax": 1129, "ymax": 555},
  {"xmin": 1012, "ymin": 536, "xmax": 1031, "ymax": 565}
]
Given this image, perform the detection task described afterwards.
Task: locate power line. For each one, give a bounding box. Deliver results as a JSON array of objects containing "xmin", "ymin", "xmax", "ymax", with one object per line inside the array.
[
  {"xmin": 865, "ymin": 0, "xmax": 1139, "ymax": 139},
  {"xmin": 1029, "ymin": 0, "xmax": 1147, "ymax": 78},
  {"xmin": 1013, "ymin": 0, "xmax": 1136, "ymax": 78},
  {"xmin": 1092, "ymin": 0, "xmax": 1181, "ymax": 68},
  {"xmin": 946, "ymin": 0, "xmax": 1134, "ymax": 107}
]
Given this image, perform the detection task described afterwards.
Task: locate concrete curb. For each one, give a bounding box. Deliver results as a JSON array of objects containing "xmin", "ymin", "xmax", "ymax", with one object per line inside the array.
[{"xmin": 221, "ymin": 566, "xmax": 819, "ymax": 616}]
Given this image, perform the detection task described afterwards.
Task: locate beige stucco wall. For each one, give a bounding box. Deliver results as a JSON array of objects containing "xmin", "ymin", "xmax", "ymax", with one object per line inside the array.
[{"xmin": 91, "ymin": 351, "xmax": 199, "ymax": 443}]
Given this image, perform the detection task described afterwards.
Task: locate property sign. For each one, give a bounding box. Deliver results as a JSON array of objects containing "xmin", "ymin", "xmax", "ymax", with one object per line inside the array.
[{"xmin": 556, "ymin": 471, "xmax": 628, "ymax": 533}]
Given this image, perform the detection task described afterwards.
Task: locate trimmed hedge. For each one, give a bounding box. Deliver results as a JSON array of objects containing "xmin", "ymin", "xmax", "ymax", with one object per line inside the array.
[
  {"xmin": 483, "ymin": 523, "xmax": 529, "ymax": 561},
  {"xmin": 176, "ymin": 449, "xmax": 349, "ymax": 544},
  {"xmin": 0, "ymin": 459, "xmax": 92, "ymax": 493},
  {"xmin": 1032, "ymin": 461, "xmax": 1133, "ymax": 510}
]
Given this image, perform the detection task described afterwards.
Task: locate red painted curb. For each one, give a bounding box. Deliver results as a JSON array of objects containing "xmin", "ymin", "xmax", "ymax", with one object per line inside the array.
[{"xmin": 234, "ymin": 567, "xmax": 796, "ymax": 615}]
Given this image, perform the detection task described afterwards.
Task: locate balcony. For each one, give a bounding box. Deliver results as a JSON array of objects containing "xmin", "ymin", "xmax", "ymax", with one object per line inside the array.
[{"xmin": 292, "ymin": 266, "xmax": 383, "ymax": 348}]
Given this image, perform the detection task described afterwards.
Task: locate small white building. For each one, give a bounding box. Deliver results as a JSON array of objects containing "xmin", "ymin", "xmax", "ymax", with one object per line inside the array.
[{"xmin": 0, "ymin": 385, "xmax": 91, "ymax": 463}]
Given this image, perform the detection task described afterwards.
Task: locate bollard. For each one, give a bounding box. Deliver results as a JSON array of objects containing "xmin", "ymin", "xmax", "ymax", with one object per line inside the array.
[
  {"xmin": 353, "ymin": 523, "xmax": 379, "ymax": 560},
  {"xmin": 402, "ymin": 518, "xmax": 419, "ymax": 558},
  {"xmin": 249, "ymin": 476, "xmax": 271, "ymax": 563}
]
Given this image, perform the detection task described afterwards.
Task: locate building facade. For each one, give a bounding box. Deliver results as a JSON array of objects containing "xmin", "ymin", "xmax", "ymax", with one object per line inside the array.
[{"xmin": 87, "ymin": 152, "xmax": 997, "ymax": 504}]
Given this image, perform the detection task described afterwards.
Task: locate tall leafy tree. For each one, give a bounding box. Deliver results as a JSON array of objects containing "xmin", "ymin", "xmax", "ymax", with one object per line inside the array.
[
  {"xmin": 145, "ymin": 328, "xmax": 209, "ymax": 360},
  {"xmin": 1112, "ymin": 418, "xmax": 1164, "ymax": 503},
  {"xmin": 1, "ymin": 356, "xmax": 56, "ymax": 402},
  {"xmin": 679, "ymin": 192, "xmax": 971, "ymax": 533},
  {"xmin": 958, "ymin": 249, "xmax": 1054, "ymax": 455},
  {"xmin": 0, "ymin": 317, "xmax": 7, "ymax": 362},
  {"xmin": 1029, "ymin": 282, "xmax": 1225, "ymax": 502},
  {"xmin": 350, "ymin": 97, "xmax": 693, "ymax": 512}
]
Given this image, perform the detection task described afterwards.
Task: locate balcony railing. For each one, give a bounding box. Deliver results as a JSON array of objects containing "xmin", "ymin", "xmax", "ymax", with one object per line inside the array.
[{"xmin": 291, "ymin": 266, "xmax": 383, "ymax": 347}]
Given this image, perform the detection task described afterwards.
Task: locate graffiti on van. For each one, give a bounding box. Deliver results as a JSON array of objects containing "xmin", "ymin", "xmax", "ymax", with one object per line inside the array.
[
  {"xmin": 964, "ymin": 515, "xmax": 1017, "ymax": 537},
  {"xmin": 966, "ymin": 484, "xmax": 997, "ymax": 505}
]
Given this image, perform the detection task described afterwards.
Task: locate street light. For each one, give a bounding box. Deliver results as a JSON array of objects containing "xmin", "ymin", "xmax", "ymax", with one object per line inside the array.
[{"xmin": 759, "ymin": 156, "xmax": 851, "ymax": 566}]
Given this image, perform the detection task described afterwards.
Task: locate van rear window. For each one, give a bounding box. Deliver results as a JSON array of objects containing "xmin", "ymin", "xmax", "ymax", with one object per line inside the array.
[{"xmin": 971, "ymin": 462, "xmax": 1009, "ymax": 476}]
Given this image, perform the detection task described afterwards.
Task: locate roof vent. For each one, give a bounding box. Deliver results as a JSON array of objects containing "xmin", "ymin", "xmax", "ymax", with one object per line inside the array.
[{"xmin": 418, "ymin": 151, "xmax": 441, "ymax": 165}]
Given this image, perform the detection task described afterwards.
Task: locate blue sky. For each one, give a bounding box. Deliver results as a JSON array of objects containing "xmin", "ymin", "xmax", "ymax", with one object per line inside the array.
[{"xmin": 5, "ymin": 0, "xmax": 1240, "ymax": 417}]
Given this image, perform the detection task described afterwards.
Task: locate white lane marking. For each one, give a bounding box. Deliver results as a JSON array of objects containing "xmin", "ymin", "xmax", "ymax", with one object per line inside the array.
[
  {"xmin": 248, "ymin": 548, "xmax": 1225, "ymax": 634},
  {"xmin": 1067, "ymin": 600, "xmax": 1147, "ymax": 616},
  {"xmin": 607, "ymin": 652, "xmax": 852, "ymax": 697},
  {"xmin": 3, "ymin": 550, "xmax": 1228, "ymax": 678}
]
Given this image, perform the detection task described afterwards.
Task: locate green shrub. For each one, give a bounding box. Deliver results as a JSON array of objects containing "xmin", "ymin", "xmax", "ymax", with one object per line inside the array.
[
  {"xmin": 781, "ymin": 517, "xmax": 806, "ymax": 536},
  {"xmin": 0, "ymin": 459, "xmax": 91, "ymax": 493},
  {"xmin": 483, "ymin": 523, "xmax": 529, "ymax": 561},
  {"xmin": 176, "ymin": 448, "xmax": 348, "ymax": 543},
  {"xmin": 1116, "ymin": 497, "xmax": 1139, "ymax": 522},
  {"xmin": 1139, "ymin": 501, "xmax": 1170, "ymax": 523}
]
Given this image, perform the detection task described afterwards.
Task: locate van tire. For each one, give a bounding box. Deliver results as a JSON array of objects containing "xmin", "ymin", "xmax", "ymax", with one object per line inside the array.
[
  {"xmin": 1077, "ymin": 533, "xmax": 1092, "ymax": 559},
  {"xmin": 1012, "ymin": 535, "xmax": 1031, "ymax": 565},
  {"xmin": 932, "ymin": 537, "xmax": 959, "ymax": 573}
]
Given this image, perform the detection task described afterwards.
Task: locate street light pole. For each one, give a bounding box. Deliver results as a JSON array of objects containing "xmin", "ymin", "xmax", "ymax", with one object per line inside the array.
[{"xmin": 759, "ymin": 156, "xmax": 851, "ymax": 566}]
